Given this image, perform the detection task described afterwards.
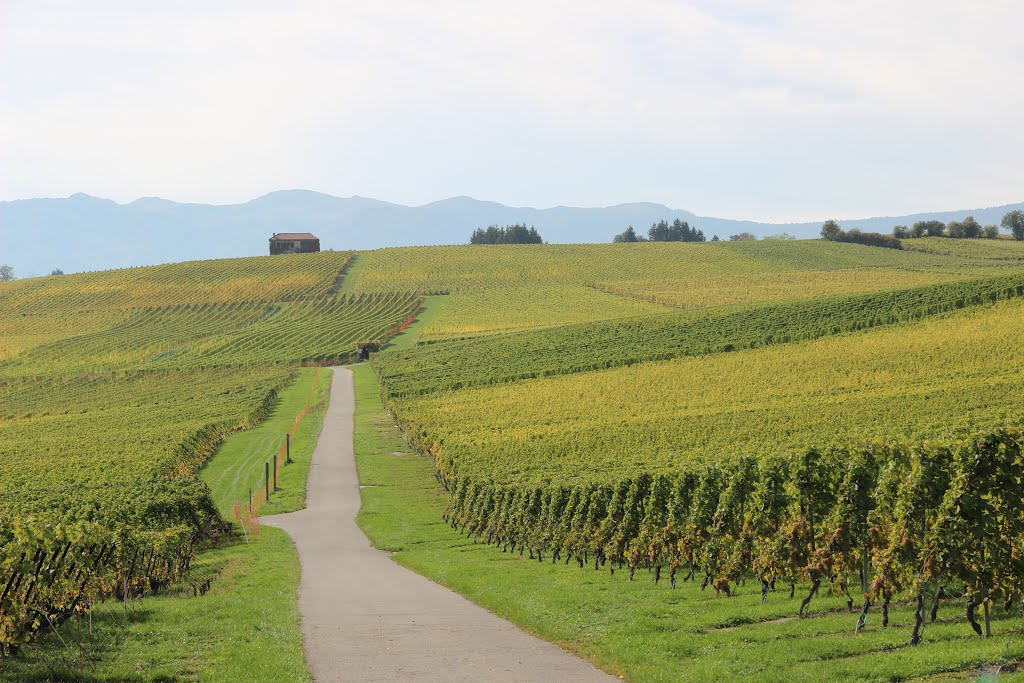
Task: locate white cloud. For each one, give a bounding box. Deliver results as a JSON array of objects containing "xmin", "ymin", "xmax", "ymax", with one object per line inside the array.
[{"xmin": 0, "ymin": 0, "xmax": 1021, "ymax": 218}]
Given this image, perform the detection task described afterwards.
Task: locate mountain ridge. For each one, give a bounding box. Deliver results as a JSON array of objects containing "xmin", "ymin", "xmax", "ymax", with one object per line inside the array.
[{"xmin": 2, "ymin": 190, "xmax": 1021, "ymax": 276}]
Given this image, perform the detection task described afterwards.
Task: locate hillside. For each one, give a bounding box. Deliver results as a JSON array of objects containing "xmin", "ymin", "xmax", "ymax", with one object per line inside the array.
[
  {"xmin": 4, "ymin": 238, "xmax": 1024, "ymax": 680},
  {"xmin": 2, "ymin": 190, "xmax": 1022, "ymax": 275}
]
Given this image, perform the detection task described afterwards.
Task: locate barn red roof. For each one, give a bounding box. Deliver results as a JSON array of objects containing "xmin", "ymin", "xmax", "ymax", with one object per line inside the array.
[{"xmin": 270, "ymin": 232, "xmax": 319, "ymax": 241}]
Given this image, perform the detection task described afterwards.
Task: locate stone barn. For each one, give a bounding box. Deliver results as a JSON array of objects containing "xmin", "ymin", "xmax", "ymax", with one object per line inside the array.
[{"xmin": 269, "ymin": 232, "xmax": 321, "ymax": 255}]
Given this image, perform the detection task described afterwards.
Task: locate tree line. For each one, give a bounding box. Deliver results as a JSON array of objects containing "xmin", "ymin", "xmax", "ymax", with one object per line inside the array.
[
  {"xmin": 470, "ymin": 224, "xmax": 544, "ymax": 244},
  {"xmin": 613, "ymin": 219, "xmax": 706, "ymax": 243},
  {"xmin": 891, "ymin": 210, "xmax": 1024, "ymax": 240},
  {"xmin": 820, "ymin": 210, "xmax": 1024, "ymax": 249},
  {"xmin": 820, "ymin": 220, "xmax": 904, "ymax": 249}
]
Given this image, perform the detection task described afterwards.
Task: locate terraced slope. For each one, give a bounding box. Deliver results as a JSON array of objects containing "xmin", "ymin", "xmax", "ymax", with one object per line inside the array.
[
  {"xmin": 395, "ymin": 298, "xmax": 1024, "ymax": 485},
  {"xmin": 375, "ymin": 272, "xmax": 1024, "ymax": 397},
  {"xmin": 0, "ymin": 252, "xmax": 421, "ymax": 655},
  {"xmin": 344, "ymin": 241, "xmax": 1017, "ymax": 339},
  {"xmin": 367, "ymin": 238, "xmax": 1024, "ymax": 671}
]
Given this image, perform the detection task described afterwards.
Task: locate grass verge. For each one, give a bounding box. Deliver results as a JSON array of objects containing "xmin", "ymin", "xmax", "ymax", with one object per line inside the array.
[
  {"xmin": 202, "ymin": 367, "xmax": 332, "ymax": 516},
  {"xmin": 351, "ymin": 360, "xmax": 1024, "ymax": 682},
  {"xmin": 0, "ymin": 529, "xmax": 308, "ymax": 683},
  {"xmin": 2, "ymin": 371, "xmax": 331, "ymax": 682}
]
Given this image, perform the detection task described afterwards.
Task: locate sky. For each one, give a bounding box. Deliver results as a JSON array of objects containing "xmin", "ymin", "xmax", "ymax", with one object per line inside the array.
[{"xmin": 1, "ymin": 1, "xmax": 1022, "ymax": 222}]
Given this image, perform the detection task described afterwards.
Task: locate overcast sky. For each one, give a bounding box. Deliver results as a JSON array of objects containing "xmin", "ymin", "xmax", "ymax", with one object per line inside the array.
[{"xmin": 1, "ymin": 1, "xmax": 1022, "ymax": 221}]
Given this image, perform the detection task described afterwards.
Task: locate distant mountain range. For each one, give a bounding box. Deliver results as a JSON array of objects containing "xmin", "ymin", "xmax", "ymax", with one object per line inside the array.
[{"xmin": 1, "ymin": 190, "xmax": 1021, "ymax": 276}]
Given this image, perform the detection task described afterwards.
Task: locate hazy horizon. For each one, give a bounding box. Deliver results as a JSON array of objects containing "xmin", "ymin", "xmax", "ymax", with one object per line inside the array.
[
  {"xmin": 5, "ymin": 188, "xmax": 1023, "ymax": 227},
  {"xmin": 2, "ymin": 2, "xmax": 1022, "ymax": 223}
]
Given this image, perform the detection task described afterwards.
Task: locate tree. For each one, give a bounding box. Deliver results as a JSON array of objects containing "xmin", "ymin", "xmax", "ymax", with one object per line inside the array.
[
  {"xmin": 763, "ymin": 233, "xmax": 795, "ymax": 240},
  {"xmin": 0, "ymin": 265, "xmax": 14, "ymax": 282},
  {"xmin": 947, "ymin": 216, "xmax": 982, "ymax": 239},
  {"xmin": 842, "ymin": 228, "xmax": 903, "ymax": 250},
  {"xmin": 893, "ymin": 225, "xmax": 910, "ymax": 239},
  {"xmin": 961, "ymin": 216, "xmax": 982, "ymax": 239},
  {"xmin": 470, "ymin": 224, "xmax": 543, "ymax": 244},
  {"xmin": 1003, "ymin": 210, "xmax": 1024, "ymax": 240},
  {"xmin": 49, "ymin": 268, "xmax": 64, "ymax": 276},
  {"xmin": 982, "ymin": 225, "xmax": 1000, "ymax": 239},
  {"xmin": 613, "ymin": 226, "xmax": 646, "ymax": 243},
  {"xmin": 729, "ymin": 232, "xmax": 757, "ymax": 241},
  {"xmin": 912, "ymin": 220, "xmax": 945, "ymax": 238},
  {"xmin": 647, "ymin": 218, "xmax": 705, "ymax": 242},
  {"xmin": 821, "ymin": 221, "xmax": 901, "ymax": 249},
  {"xmin": 710, "ymin": 235, "xmax": 720, "ymax": 242},
  {"xmin": 820, "ymin": 219, "xmax": 843, "ymax": 241}
]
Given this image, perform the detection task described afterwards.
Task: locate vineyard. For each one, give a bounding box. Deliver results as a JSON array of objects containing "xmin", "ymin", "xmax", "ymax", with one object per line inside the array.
[
  {"xmin": 375, "ymin": 272, "xmax": 1024, "ymax": 397},
  {"xmin": 344, "ymin": 241, "xmax": 1019, "ymax": 341},
  {"xmin": 356, "ymin": 238, "xmax": 1024, "ymax": 678},
  {"xmin": 0, "ymin": 252, "xmax": 419, "ymax": 657},
  {"xmin": 6, "ymin": 237, "xmax": 1024, "ymax": 679},
  {"xmin": 903, "ymin": 236, "xmax": 1024, "ymax": 261}
]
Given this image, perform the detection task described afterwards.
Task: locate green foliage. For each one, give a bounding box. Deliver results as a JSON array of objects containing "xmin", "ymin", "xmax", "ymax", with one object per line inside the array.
[
  {"xmin": 1003, "ymin": 209, "xmax": 1024, "ymax": 240},
  {"xmin": 822, "ymin": 220, "xmax": 902, "ymax": 249},
  {"xmin": 612, "ymin": 226, "xmax": 646, "ymax": 242},
  {"xmin": 820, "ymin": 219, "xmax": 843, "ymax": 241},
  {"xmin": 647, "ymin": 218, "xmax": 705, "ymax": 242},
  {"xmin": 470, "ymin": 224, "xmax": 543, "ymax": 244},
  {"xmin": 947, "ymin": 216, "xmax": 983, "ymax": 239},
  {"xmin": 912, "ymin": 220, "xmax": 946, "ymax": 238}
]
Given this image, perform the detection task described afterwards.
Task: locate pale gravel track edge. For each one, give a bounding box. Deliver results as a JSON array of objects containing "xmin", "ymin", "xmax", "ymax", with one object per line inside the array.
[{"xmin": 266, "ymin": 367, "xmax": 616, "ymax": 683}]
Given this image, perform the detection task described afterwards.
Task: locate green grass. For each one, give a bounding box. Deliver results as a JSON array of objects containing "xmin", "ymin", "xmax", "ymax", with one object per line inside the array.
[
  {"xmin": 0, "ymin": 528, "xmax": 308, "ymax": 683},
  {"xmin": 351, "ymin": 361, "xmax": 1024, "ymax": 682},
  {"xmin": 382, "ymin": 295, "xmax": 446, "ymax": 351},
  {"xmin": 0, "ymin": 371, "xmax": 331, "ymax": 681},
  {"xmin": 201, "ymin": 367, "xmax": 332, "ymax": 517}
]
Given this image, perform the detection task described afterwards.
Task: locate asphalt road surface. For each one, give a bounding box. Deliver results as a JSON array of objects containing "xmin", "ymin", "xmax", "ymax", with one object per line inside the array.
[{"xmin": 268, "ymin": 367, "xmax": 614, "ymax": 682}]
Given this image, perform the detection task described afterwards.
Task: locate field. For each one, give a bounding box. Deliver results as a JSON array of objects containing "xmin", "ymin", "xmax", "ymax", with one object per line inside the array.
[
  {"xmin": 362, "ymin": 238, "xmax": 1024, "ymax": 680},
  {"xmin": 352, "ymin": 363, "xmax": 1024, "ymax": 682},
  {"xmin": 342, "ymin": 241, "xmax": 1017, "ymax": 339},
  {"xmin": 0, "ymin": 252, "xmax": 417, "ymax": 660},
  {"xmin": 4, "ymin": 237, "xmax": 1024, "ymax": 680}
]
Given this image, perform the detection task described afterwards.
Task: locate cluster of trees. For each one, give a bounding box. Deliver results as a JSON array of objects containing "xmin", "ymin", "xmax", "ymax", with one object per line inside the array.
[
  {"xmin": 470, "ymin": 224, "xmax": 544, "ymax": 245},
  {"xmin": 613, "ymin": 219, "xmax": 706, "ymax": 243},
  {"xmin": 821, "ymin": 220, "xmax": 903, "ymax": 249},
  {"xmin": 892, "ymin": 217, "xmax": 997, "ymax": 240},
  {"xmin": 891, "ymin": 211, "xmax": 1024, "ymax": 240}
]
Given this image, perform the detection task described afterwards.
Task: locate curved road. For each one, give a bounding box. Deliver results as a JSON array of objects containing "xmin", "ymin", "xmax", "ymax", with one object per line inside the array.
[{"xmin": 267, "ymin": 367, "xmax": 613, "ymax": 682}]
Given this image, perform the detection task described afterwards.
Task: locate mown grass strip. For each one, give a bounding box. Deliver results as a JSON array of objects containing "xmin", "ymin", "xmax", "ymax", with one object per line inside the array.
[{"xmin": 201, "ymin": 367, "xmax": 333, "ymax": 517}]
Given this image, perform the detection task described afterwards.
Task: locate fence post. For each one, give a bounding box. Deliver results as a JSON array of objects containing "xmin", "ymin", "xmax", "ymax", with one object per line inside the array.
[
  {"xmin": 265, "ymin": 461, "xmax": 270, "ymax": 500},
  {"xmin": 286, "ymin": 433, "xmax": 291, "ymax": 464},
  {"xmin": 248, "ymin": 488, "xmax": 252, "ymax": 516},
  {"xmin": 273, "ymin": 456, "xmax": 278, "ymax": 491}
]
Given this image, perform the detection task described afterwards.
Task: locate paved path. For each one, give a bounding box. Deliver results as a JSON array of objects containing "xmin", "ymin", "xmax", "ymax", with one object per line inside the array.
[{"xmin": 267, "ymin": 367, "xmax": 614, "ymax": 682}]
